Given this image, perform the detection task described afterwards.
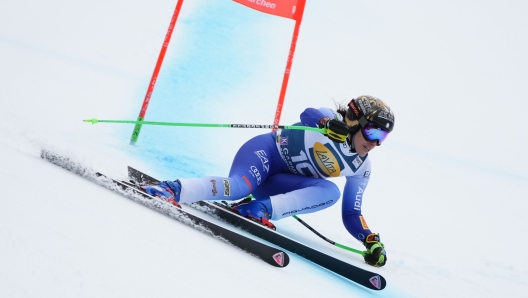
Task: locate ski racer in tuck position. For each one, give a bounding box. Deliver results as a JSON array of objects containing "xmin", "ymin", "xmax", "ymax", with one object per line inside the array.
[{"xmin": 142, "ymin": 95, "xmax": 395, "ymax": 267}]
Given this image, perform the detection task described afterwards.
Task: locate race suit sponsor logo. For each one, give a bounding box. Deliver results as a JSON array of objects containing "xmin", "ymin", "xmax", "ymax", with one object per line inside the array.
[
  {"xmin": 249, "ymin": 166, "xmax": 262, "ymax": 185},
  {"xmin": 222, "ymin": 179, "xmax": 230, "ymax": 196},
  {"xmin": 279, "ymin": 147, "xmax": 299, "ymax": 175},
  {"xmin": 311, "ymin": 142, "xmax": 341, "ymax": 177},
  {"xmin": 364, "ymin": 171, "xmax": 370, "ymax": 177},
  {"xmin": 282, "ymin": 200, "xmax": 334, "ymax": 216},
  {"xmin": 210, "ymin": 179, "xmax": 218, "ymax": 196},
  {"xmin": 354, "ymin": 186, "xmax": 364, "ymax": 211},
  {"xmin": 254, "ymin": 150, "xmax": 270, "ymax": 173},
  {"xmin": 352, "ymin": 155, "xmax": 363, "ymax": 168},
  {"xmin": 359, "ymin": 216, "xmax": 369, "ymax": 230}
]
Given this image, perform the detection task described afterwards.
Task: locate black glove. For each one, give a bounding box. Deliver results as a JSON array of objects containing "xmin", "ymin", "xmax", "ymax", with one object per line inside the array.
[
  {"xmin": 363, "ymin": 233, "xmax": 387, "ymax": 267},
  {"xmin": 318, "ymin": 117, "xmax": 348, "ymax": 143}
]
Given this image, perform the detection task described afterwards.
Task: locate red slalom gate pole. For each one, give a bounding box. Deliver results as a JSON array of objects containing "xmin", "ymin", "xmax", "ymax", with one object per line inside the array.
[
  {"xmin": 271, "ymin": 0, "xmax": 306, "ymax": 131},
  {"xmin": 232, "ymin": 0, "xmax": 307, "ymax": 132},
  {"xmin": 130, "ymin": 0, "xmax": 185, "ymax": 145}
]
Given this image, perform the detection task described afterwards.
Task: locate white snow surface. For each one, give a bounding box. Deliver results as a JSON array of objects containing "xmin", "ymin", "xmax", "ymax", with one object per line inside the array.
[{"xmin": 1, "ymin": 0, "xmax": 528, "ymax": 297}]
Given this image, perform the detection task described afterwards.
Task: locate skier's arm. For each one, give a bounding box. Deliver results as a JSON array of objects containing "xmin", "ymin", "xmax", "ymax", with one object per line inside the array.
[
  {"xmin": 341, "ymin": 175, "xmax": 373, "ymax": 242},
  {"xmin": 300, "ymin": 107, "xmax": 342, "ymax": 127},
  {"xmin": 300, "ymin": 108, "xmax": 348, "ymax": 143},
  {"xmin": 342, "ymin": 174, "xmax": 387, "ymax": 267}
]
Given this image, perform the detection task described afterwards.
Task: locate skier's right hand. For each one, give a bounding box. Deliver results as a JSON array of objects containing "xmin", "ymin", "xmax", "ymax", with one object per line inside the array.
[
  {"xmin": 363, "ymin": 233, "xmax": 387, "ymax": 267},
  {"xmin": 318, "ymin": 117, "xmax": 349, "ymax": 143}
]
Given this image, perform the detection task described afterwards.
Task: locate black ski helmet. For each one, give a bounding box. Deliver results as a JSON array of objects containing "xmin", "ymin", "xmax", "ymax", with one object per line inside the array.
[{"xmin": 345, "ymin": 95, "xmax": 395, "ymax": 136}]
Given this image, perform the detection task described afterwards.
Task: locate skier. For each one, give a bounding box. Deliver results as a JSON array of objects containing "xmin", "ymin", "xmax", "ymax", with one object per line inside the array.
[{"xmin": 142, "ymin": 95, "xmax": 394, "ymax": 267}]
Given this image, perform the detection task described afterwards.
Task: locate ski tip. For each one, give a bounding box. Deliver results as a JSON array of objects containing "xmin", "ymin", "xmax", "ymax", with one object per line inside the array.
[
  {"xmin": 271, "ymin": 251, "xmax": 290, "ymax": 268},
  {"xmin": 368, "ymin": 274, "xmax": 387, "ymax": 290}
]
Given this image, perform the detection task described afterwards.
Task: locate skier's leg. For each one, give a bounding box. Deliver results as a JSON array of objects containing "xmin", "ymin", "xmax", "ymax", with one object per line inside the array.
[
  {"xmin": 251, "ymin": 173, "xmax": 341, "ymax": 220},
  {"xmin": 178, "ymin": 132, "xmax": 284, "ymax": 204}
]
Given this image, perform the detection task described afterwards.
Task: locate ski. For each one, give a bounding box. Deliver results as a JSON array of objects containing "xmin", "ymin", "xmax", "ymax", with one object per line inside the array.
[
  {"xmin": 128, "ymin": 166, "xmax": 387, "ymax": 291},
  {"xmin": 40, "ymin": 150, "xmax": 289, "ymax": 268}
]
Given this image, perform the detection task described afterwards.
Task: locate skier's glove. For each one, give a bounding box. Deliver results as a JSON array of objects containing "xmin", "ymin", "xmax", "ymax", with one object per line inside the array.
[
  {"xmin": 318, "ymin": 117, "xmax": 349, "ymax": 143},
  {"xmin": 363, "ymin": 233, "xmax": 387, "ymax": 267}
]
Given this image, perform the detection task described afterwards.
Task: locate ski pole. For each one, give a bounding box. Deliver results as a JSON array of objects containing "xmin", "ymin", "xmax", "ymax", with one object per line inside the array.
[
  {"xmin": 292, "ymin": 215, "xmax": 366, "ymax": 256},
  {"xmin": 232, "ymin": 196, "xmax": 364, "ymax": 256},
  {"xmin": 84, "ymin": 118, "xmax": 327, "ymax": 133}
]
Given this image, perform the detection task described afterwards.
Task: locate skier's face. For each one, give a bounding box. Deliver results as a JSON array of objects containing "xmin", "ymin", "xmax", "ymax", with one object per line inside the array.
[{"xmin": 354, "ymin": 131, "xmax": 377, "ymax": 157}]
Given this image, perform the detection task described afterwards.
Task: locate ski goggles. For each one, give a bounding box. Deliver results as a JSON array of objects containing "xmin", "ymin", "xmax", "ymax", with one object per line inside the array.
[{"xmin": 361, "ymin": 122, "xmax": 390, "ymax": 146}]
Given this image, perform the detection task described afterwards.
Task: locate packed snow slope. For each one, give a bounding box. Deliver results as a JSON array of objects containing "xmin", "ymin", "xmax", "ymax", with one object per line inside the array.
[{"xmin": 1, "ymin": 0, "xmax": 528, "ymax": 297}]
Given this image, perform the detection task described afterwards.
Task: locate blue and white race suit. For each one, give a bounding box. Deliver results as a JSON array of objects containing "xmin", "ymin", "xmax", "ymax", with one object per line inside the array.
[{"xmin": 179, "ymin": 107, "xmax": 374, "ymax": 242}]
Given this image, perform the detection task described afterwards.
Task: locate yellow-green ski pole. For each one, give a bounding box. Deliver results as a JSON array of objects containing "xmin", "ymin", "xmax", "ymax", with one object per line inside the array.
[
  {"xmin": 84, "ymin": 118, "xmax": 327, "ymax": 133},
  {"xmin": 292, "ymin": 215, "xmax": 366, "ymax": 256}
]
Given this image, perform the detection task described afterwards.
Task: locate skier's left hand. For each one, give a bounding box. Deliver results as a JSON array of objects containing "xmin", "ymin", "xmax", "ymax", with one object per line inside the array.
[
  {"xmin": 363, "ymin": 233, "xmax": 387, "ymax": 267},
  {"xmin": 318, "ymin": 117, "xmax": 349, "ymax": 143}
]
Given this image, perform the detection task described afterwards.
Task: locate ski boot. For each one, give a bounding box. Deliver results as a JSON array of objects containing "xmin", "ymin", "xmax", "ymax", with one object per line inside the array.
[
  {"xmin": 229, "ymin": 197, "xmax": 276, "ymax": 230},
  {"xmin": 141, "ymin": 180, "xmax": 182, "ymax": 208}
]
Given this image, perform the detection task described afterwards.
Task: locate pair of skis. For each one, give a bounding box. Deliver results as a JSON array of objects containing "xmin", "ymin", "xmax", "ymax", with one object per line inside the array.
[{"xmin": 41, "ymin": 150, "xmax": 386, "ymax": 291}]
